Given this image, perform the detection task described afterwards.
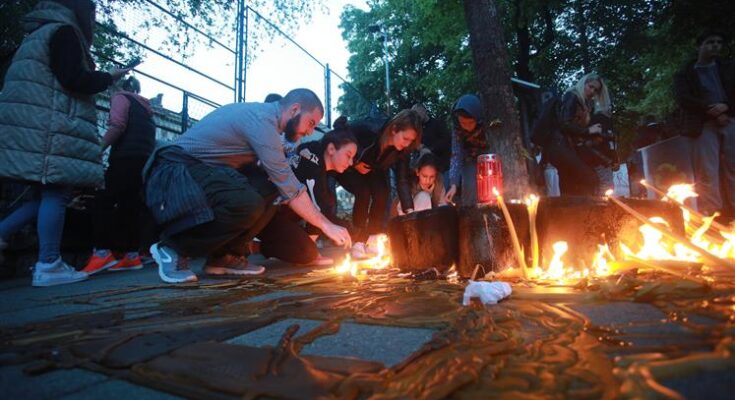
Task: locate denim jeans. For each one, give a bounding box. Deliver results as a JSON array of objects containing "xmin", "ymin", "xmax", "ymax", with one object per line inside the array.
[{"xmin": 0, "ymin": 186, "xmax": 71, "ymax": 263}]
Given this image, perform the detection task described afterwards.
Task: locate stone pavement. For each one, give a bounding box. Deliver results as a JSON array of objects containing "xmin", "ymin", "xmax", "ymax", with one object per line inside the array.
[{"xmin": 0, "ymin": 248, "xmax": 734, "ymax": 399}]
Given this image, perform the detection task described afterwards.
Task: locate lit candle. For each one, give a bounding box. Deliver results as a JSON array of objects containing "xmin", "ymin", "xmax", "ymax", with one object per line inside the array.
[
  {"xmin": 526, "ymin": 194, "xmax": 540, "ymax": 271},
  {"xmin": 493, "ymin": 188, "xmax": 529, "ymax": 278},
  {"xmin": 640, "ymin": 180, "xmax": 729, "ymax": 232},
  {"xmin": 606, "ymin": 190, "xmax": 735, "ymax": 270}
]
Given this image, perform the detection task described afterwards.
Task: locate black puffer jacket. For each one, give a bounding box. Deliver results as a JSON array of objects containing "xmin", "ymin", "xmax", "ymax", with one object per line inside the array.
[{"xmin": 350, "ymin": 121, "xmax": 413, "ymax": 212}]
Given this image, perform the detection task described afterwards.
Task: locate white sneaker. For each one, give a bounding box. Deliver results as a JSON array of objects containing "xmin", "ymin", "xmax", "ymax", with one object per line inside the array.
[
  {"xmin": 32, "ymin": 258, "xmax": 88, "ymax": 287},
  {"xmin": 351, "ymin": 242, "xmax": 370, "ymax": 259},
  {"xmin": 150, "ymin": 243, "xmax": 198, "ymax": 284},
  {"xmin": 365, "ymin": 235, "xmax": 382, "ymax": 255}
]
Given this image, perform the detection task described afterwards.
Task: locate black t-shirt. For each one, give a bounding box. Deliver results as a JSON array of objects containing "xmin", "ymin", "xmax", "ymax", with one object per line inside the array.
[{"xmin": 288, "ymin": 140, "xmax": 337, "ymax": 223}]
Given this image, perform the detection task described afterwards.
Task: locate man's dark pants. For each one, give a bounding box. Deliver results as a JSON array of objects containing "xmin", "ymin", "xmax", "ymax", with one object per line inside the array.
[{"xmin": 163, "ymin": 163, "xmax": 277, "ymax": 259}]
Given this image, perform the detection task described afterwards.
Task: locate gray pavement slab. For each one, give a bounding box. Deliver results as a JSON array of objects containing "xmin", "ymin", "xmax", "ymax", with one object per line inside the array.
[
  {"xmin": 58, "ymin": 378, "xmax": 183, "ymax": 400},
  {"xmin": 226, "ymin": 318, "xmax": 323, "ymax": 347},
  {"xmin": 570, "ymin": 302, "xmax": 667, "ymax": 326},
  {"xmin": 227, "ymin": 318, "xmax": 435, "ymax": 367},
  {"xmin": 0, "ymin": 303, "xmax": 99, "ymax": 327},
  {"xmin": 300, "ymin": 322, "xmax": 435, "ymax": 366},
  {"xmin": 0, "ymin": 365, "xmax": 108, "ymax": 400},
  {"xmin": 661, "ymin": 369, "xmax": 735, "ymax": 400}
]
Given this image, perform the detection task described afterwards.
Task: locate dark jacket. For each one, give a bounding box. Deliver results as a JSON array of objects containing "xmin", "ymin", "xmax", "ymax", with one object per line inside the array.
[
  {"xmin": 0, "ymin": 2, "xmax": 108, "ymax": 188},
  {"xmin": 421, "ymin": 117, "xmax": 451, "ymax": 172},
  {"xmin": 558, "ymin": 91, "xmax": 590, "ymax": 139},
  {"xmin": 109, "ymin": 93, "xmax": 156, "ymax": 160},
  {"xmin": 351, "ymin": 121, "xmax": 413, "ymax": 211},
  {"xmin": 448, "ymin": 94, "xmax": 486, "ymax": 188},
  {"xmin": 673, "ymin": 59, "xmax": 734, "ymax": 137}
]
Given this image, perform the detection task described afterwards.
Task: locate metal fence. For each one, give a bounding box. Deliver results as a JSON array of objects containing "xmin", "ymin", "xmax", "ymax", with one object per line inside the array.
[
  {"xmin": 93, "ymin": 1, "xmax": 375, "ymax": 138},
  {"xmin": 94, "ymin": 0, "xmax": 235, "ymax": 138},
  {"xmin": 240, "ymin": 5, "xmax": 376, "ymax": 127}
]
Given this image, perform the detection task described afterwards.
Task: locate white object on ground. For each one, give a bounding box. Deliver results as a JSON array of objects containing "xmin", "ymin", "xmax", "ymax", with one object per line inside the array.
[{"xmin": 462, "ymin": 280, "xmax": 512, "ymax": 306}]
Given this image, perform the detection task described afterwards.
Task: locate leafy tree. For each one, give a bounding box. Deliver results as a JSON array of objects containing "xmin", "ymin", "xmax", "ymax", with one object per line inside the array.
[
  {"xmin": 340, "ymin": 0, "xmax": 734, "ymax": 164},
  {"xmin": 338, "ymin": 0, "xmax": 475, "ymax": 119}
]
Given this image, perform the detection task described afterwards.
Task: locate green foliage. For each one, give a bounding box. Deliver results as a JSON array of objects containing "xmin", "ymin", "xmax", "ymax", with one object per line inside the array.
[
  {"xmin": 338, "ymin": 0, "xmax": 475, "ymax": 119},
  {"xmin": 339, "ymin": 0, "xmax": 733, "ymax": 159},
  {"xmin": 1, "ymin": 0, "xmax": 321, "ymax": 70}
]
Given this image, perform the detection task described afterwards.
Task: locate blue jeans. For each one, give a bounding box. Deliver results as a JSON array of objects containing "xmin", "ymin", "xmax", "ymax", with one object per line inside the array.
[{"xmin": 0, "ymin": 186, "xmax": 71, "ymax": 263}]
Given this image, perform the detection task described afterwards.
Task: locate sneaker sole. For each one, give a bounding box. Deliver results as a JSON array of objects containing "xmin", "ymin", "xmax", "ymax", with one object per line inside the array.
[
  {"xmin": 150, "ymin": 244, "xmax": 198, "ymax": 284},
  {"xmin": 204, "ymin": 266, "xmax": 265, "ymax": 276},
  {"xmin": 32, "ymin": 274, "xmax": 88, "ymax": 287},
  {"xmin": 109, "ymin": 264, "xmax": 144, "ymax": 272}
]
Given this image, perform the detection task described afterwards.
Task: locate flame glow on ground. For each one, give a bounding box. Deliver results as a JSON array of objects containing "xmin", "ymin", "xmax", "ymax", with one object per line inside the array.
[
  {"xmin": 334, "ymin": 235, "xmax": 391, "ymax": 277},
  {"xmin": 497, "ymin": 183, "xmax": 735, "ymax": 284}
]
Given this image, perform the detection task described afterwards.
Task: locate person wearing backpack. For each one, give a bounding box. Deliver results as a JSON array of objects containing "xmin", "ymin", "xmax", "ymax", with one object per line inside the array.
[
  {"xmin": 535, "ymin": 73, "xmax": 611, "ymax": 196},
  {"xmin": 82, "ymin": 76, "xmax": 156, "ymax": 275}
]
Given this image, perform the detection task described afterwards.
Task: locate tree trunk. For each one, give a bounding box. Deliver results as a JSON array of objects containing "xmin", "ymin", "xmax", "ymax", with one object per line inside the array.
[{"xmin": 463, "ymin": 0, "xmax": 530, "ymax": 199}]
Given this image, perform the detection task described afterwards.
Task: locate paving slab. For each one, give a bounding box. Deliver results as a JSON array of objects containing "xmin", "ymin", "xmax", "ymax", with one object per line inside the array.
[
  {"xmin": 58, "ymin": 378, "xmax": 183, "ymax": 400},
  {"xmin": 226, "ymin": 318, "xmax": 323, "ymax": 347},
  {"xmin": 661, "ymin": 369, "xmax": 735, "ymax": 400},
  {"xmin": 301, "ymin": 322, "xmax": 435, "ymax": 366},
  {"xmin": 226, "ymin": 318, "xmax": 435, "ymax": 366},
  {"xmin": 570, "ymin": 302, "xmax": 667, "ymax": 326},
  {"xmin": 0, "ymin": 365, "xmax": 108, "ymax": 400},
  {"xmin": 0, "ymin": 303, "xmax": 99, "ymax": 327}
]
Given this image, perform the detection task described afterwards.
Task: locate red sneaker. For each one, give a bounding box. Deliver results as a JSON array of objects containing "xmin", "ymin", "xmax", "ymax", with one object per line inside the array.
[
  {"xmin": 82, "ymin": 253, "xmax": 118, "ymax": 275},
  {"xmin": 109, "ymin": 254, "xmax": 144, "ymax": 271}
]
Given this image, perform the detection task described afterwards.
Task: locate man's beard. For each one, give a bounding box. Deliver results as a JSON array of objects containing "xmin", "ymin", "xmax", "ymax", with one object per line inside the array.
[{"xmin": 283, "ymin": 113, "xmax": 302, "ymax": 142}]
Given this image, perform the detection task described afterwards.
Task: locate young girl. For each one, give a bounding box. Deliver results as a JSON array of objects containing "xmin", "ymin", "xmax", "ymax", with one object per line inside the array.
[
  {"xmin": 337, "ymin": 109, "xmax": 423, "ymax": 258},
  {"xmin": 258, "ymin": 130, "xmax": 358, "ymax": 265},
  {"xmin": 396, "ymin": 152, "xmax": 447, "ymax": 215}
]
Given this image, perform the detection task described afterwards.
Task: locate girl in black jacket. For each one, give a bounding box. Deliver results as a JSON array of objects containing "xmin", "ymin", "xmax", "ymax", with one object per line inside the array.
[
  {"xmin": 336, "ymin": 109, "xmax": 423, "ymax": 258},
  {"xmin": 257, "ymin": 130, "xmax": 358, "ymax": 265}
]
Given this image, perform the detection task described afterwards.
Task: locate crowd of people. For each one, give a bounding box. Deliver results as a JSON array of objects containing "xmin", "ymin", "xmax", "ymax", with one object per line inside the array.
[{"xmin": 0, "ymin": 1, "xmax": 732, "ymax": 287}]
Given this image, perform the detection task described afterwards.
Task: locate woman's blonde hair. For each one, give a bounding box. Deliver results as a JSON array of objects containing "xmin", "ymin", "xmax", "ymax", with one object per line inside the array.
[
  {"xmin": 568, "ymin": 72, "xmax": 612, "ymax": 115},
  {"xmin": 379, "ymin": 109, "xmax": 423, "ymax": 152}
]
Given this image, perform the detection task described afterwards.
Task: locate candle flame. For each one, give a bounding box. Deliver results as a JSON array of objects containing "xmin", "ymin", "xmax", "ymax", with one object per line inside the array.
[{"xmin": 333, "ymin": 234, "xmax": 391, "ymax": 278}]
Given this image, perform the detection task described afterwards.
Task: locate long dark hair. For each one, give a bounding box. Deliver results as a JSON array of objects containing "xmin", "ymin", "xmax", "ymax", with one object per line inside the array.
[
  {"xmin": 51, "ymin": 0, "xmax": 95, "ymax": 47},
  {"xmin": 322, "ymin": 128, "xmax": 358, "ymax": 151}
]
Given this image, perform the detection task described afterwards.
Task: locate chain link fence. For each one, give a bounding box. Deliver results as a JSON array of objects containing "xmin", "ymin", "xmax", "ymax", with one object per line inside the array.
[{"xmin": 95, "ymin": 0, "xmax": 236, "ymax": 140}]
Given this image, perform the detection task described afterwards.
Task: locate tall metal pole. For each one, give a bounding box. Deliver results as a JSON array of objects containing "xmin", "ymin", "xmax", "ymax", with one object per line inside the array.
[
  {"xmin": 382, "ymin": 28, "xmax": 390, "ymax": 115},
  {"xmin": 235, "ymin": 0, "xmax": 244, "ymax": 102},
  {"xmin": 243, "ymin": 6, "xmax": 249, "ymax": 101},
  {"xmin": 324, "ymin": 63, "xmax": 332, "ymax": 128}
]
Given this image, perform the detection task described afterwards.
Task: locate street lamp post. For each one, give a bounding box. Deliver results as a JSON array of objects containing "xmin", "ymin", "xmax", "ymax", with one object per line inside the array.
[{"xmin": 369, "ymin": 24, "xmax": 390, "ymax": 115}]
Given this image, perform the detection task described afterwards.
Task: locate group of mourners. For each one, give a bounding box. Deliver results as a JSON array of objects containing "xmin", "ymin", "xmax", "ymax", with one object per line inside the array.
[{"xmin": 0, "ymin": 1, "xmax": 732, "ymax": 287}]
